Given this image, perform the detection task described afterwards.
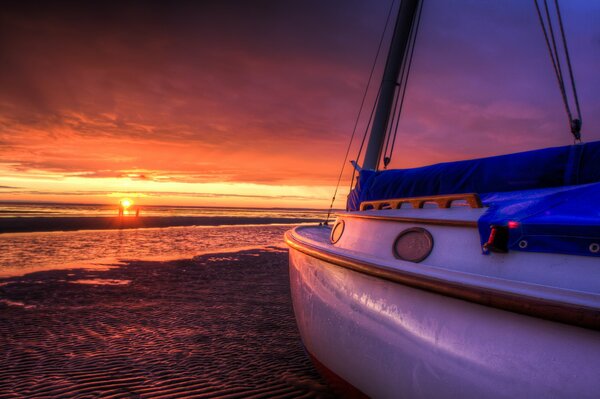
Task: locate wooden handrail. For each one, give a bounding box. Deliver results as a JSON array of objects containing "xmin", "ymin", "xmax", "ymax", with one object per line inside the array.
[{"xmin": 359, "ymin": 193, "xmax": 483, "ymax": 211}]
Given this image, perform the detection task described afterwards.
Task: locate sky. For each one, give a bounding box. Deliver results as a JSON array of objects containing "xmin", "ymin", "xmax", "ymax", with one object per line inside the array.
[{"xmin": 0, "ymin": 0, "xmax": 599, "ymax": 209}]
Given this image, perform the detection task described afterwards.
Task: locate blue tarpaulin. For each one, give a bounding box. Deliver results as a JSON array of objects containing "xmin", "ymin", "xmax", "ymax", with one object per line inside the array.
[
  {"xmin": 478, "ymin": 183, "xmax": 600, "ymax": 257},
  {"xmin": 347, "ymin": 141, "xmax": 600, "ymax": 257}
]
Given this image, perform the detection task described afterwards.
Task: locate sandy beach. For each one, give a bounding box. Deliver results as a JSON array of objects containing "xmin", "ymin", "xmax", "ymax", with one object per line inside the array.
[{"xmin": 0, "ymin": 248, "xmax": 335, "ymax": 398}]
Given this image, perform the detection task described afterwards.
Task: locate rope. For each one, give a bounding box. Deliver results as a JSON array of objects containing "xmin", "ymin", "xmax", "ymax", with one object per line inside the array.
[
  {"xmin": 534, "ymin": 0, "xmax": 582, "ymax": 142},
  {"xmin": 324, "ymin": 0, "xmax": 397, "ymax": 224}
]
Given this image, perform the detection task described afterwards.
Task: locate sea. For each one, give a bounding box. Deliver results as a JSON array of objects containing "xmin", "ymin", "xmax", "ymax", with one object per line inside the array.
[
  {"xmin": 0, "ymin": 202, "xmax": 328, "ymax": 277},
  {"xmin": 0, "ymin": 201, "xmax": 325, "ymax": 219}
]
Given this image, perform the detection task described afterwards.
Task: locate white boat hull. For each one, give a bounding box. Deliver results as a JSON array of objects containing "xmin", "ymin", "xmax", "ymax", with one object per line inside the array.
[{"xmin": 289, "ymin": 234, "xmax": 600, "ymax": 398}]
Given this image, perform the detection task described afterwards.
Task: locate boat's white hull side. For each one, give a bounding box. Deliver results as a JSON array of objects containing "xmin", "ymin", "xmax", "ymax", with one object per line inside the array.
[{"xmin": 289, "ymin": 248, "xmax": 600, "ymax": 398}]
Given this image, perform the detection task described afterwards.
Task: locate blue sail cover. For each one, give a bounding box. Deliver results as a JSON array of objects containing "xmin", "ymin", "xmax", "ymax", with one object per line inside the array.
[
  {"xmin": 347, "ymin": 141, "xmax": 600, "ymax": 257},
  {"xmin": 478, "ymin": 183, "xmax": 600, "ymax": 257}
]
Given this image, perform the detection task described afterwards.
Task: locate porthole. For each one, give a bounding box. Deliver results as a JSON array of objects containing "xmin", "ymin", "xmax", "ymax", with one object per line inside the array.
[
  {"xmin": 330, "ymin": 220, "xmax": 345, "ymax": 244},
  {"xmin": 393, "ymin": 227, "xmax": 434, "ymax": 263}
]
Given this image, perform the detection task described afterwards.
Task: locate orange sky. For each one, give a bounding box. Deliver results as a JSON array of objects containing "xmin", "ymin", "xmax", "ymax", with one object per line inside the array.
[{"xmin": 1, "ymin": 1, "xmax": 599, "ymax": 209}]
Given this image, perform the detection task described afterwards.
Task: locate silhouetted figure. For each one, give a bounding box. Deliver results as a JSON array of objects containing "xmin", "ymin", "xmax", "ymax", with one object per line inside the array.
[
  {"xmin": 118, "ymin": 202, "xmax": 125, "ymax": 217},
  {"xmin": 135, "ymin": 207, "xmax": 140, "ymax": 217}
]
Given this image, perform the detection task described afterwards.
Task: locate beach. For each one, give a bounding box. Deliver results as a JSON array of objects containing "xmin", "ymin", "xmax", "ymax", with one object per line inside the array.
[{"xmin": 0, "ymin": 247, "xmax": 336, "ymax": 398}]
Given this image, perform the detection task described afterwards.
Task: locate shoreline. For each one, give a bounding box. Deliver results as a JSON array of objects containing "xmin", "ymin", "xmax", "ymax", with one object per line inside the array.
[
  {"xmin": 0, "ymin": 216, "xmax": 322, "ymax": 234},
  {"xmin": 0, "ymin": 244, "xmax": 289, "ymax": 279}
]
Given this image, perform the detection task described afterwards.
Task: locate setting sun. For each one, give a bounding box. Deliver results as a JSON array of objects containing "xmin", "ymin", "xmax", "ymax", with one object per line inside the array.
[{"xmin": 120, "ymin": 199, "xmax": 132, "ymax": 209}]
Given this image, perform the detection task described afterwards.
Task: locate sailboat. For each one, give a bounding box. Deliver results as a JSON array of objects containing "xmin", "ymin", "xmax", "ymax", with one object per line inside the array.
[{"xmin": 285, "ymin": 1, "xmax": 600, "ymax": 398}]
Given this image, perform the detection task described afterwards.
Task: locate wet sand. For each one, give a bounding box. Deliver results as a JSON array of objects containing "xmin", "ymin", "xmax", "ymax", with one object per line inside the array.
[
  {"xmin": 0, "ymin": 249, "xmax": 336, "ymax": 398},
  {"xmin": 0, "ymin": 216, "xmax": 322, "ymax": 234}
]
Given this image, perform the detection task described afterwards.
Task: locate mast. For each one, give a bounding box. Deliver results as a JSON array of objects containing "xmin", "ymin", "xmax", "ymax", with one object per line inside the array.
[{"xmin": 363, "ymin": 0, "xmax": 420, "ymax": 170}]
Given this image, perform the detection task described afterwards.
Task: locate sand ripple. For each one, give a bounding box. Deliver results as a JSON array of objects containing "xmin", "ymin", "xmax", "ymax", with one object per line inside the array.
[{"xmin": 0, "ymin": 249, "xmax": 335, "ymax": 398}]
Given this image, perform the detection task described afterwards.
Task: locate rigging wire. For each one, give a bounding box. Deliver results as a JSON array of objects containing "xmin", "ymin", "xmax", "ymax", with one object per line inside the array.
[
  {"xmin": 351, "ymin": 0, "xmax": 423, "ymax": 193},
  {"xmin": 382, "ymin": 77, "xmax": 402, "ymax": 168},
  {"xmin": 350, "ymin": 0, "xmax": 415, "ymax": 188},
  {"xmin": 347, "ymin": 85, "xmax": 383, "ymax": 202},
  {"xmin": 354, "ymin": 0, "xmax": 403, "ymax": 174},
  {"xmin": 534, "ymin": 0, "xmax": 582, "ymax": 142},
  {"xmin": 324, "ymin": 0, "xmax": 397, "ymax": 223},
  {"xmin": 554, "ymin": 0, "xmax": 582, "ymax": 137},
  {"xmin": 385, "ymin": 0, "xmax": 424, "ymax": 167}
]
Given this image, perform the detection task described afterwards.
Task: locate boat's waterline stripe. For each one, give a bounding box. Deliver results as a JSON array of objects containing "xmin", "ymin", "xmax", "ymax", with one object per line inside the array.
[
  {"xmin": 285, "ymin": 230, "xmax": 600, "ymax": 331},
  {"xmin": 339, "ymin": 213, "xmax": 478, "ymax": 227}
]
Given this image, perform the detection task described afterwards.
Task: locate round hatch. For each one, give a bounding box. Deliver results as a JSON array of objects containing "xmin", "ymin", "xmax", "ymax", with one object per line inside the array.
[
  {"xmin": 330, "ymin": 220, "xmax": 345, "ymax": 244},
  {"xmin": 393, "ymin": 227, "xmax": 434, "ymax": 263}
]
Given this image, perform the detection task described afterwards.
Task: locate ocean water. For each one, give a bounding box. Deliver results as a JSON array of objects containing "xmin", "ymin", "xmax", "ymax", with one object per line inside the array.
[
  {"xmin": 1, "ymin": 203, "xmax": 327, "ymax": 277},
  {"xmin": 0, "ymin": 202, "xmax": 324, "ymax": 277},
  {"xmin": 1, "ymin": 224, "xmax": 294, "ymax": 277},
  {"xmin": 0, "ymin": 201, "xmax": 325, "ymax": 219}
]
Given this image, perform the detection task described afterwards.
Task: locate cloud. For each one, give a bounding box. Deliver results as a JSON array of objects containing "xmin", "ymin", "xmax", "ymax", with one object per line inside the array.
[
  {"xmin": 0, "ymin": 188, "xmax": 327, "ymax": 202},
  {"xmin": 0, "ymin": 1, "xmax": 387, "ymax": 188},
  {"xmin": 0, "ymin": 0, "xmax": 599, "ymax": 206}
]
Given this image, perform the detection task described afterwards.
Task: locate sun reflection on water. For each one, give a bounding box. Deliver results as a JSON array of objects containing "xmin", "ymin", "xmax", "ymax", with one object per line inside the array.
[{"xmin": 0, "ymin": 224, "xmax": 291, "ymax": 277}]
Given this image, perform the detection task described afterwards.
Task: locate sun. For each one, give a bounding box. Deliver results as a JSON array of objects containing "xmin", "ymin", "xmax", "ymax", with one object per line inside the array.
[{"xmin": 120, "ymin": 199, "xmax": 133, "ymax": 209}]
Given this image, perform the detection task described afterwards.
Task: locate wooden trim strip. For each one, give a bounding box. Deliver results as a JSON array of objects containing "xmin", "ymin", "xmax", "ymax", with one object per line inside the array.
[
  {"xmin": 360, "ymin": 193, "xmax": 483, "ymax": 211},
  {"xmin": 285, "ymin": 230, "xmax": 600, "ymax": 330},
  {"xmin": 342, "ymin": 213, "xmax": 478, "ymax": 228}
]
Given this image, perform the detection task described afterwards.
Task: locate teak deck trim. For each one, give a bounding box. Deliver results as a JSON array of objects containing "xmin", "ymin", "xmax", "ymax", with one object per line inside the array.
[
  {"xmin": 360, "ymin": 193, "xmax": 483, "ymax": 211},
  {"xmin": 341, "ymin": 213, "xmax": 478, "ymax": 228},
  {"xmin": 285, "ymin": 229, "xmax": 600, "ymax": 331}
]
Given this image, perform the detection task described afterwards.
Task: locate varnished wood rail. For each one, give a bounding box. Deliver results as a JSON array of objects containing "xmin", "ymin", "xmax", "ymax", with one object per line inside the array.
[{"xmin": 359, "ymin": 193, "xmax": 483, "ymax": 211}]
